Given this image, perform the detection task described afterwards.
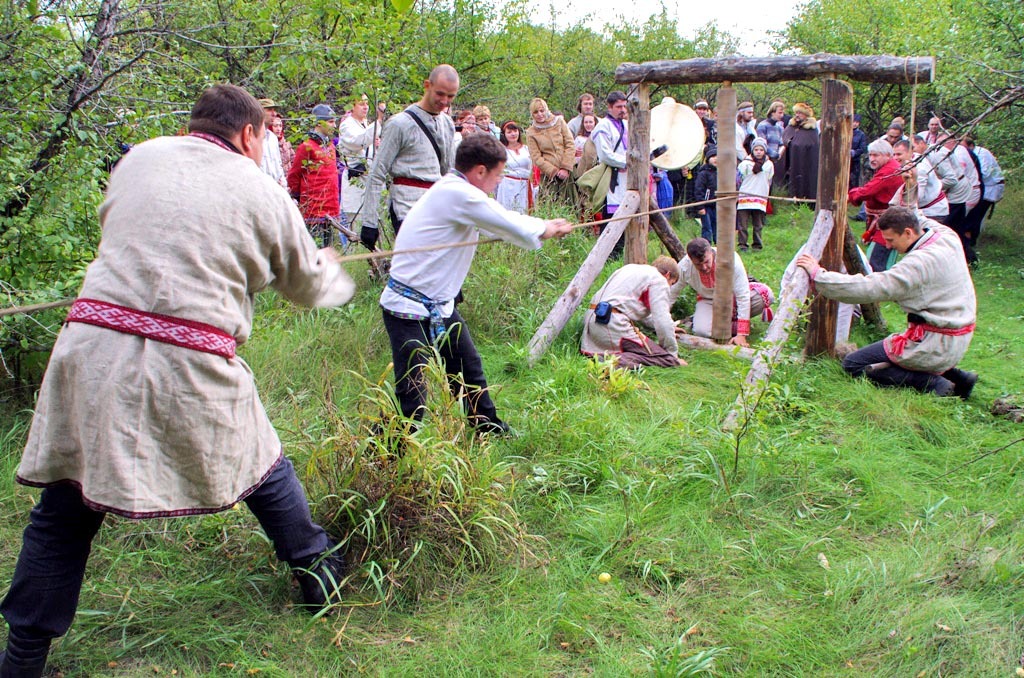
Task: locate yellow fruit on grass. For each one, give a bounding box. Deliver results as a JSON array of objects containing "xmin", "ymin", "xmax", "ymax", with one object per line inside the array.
[{"xmin": 598, "ymin": 572, "xmax": 611, "ymax": 583}]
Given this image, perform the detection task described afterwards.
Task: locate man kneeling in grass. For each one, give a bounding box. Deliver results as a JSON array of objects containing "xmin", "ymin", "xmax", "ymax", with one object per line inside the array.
[
  {"xmin": 581, "ymin": 256, "xmax": 687, "ymax": 368},
  {"xmin": 0, "ymin": 84, "xmax": 356, "ymax": 677},
  {"xmin": 380, "ymin": 133, "xmax": 572, "ymax": 436},
  {"xmin": 797, "ymin": 206, "xmax": 978, "ymax": 398}
]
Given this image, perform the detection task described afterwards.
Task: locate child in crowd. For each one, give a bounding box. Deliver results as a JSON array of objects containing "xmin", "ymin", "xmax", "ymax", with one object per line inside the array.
[
  {"xmin": 737, "ymin": 138, "xmax": 774, "ymax": 251},
  {"xmin": 693, "ymin": 145, "xmax": 718, "ymax": 244}
]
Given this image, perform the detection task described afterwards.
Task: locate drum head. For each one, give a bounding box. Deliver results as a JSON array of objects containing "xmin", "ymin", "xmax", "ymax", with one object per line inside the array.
[{"xmin": 650, "ymin": 96, "xmax": 706, "ymax": 170}]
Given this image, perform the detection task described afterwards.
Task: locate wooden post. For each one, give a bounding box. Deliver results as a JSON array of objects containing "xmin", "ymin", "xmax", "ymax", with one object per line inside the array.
[
  {"xmin": 626, "ymin": 84, "xmax": 651, "ymax": 264},
  {"xmin": 526, "ymin": 191, "xmax": 642, "ymax": 366},
  {"xmin": 805, "ymin": 78, "xmax": 853, "ymax": 356},
  {"xmin": 723, "ymin": 210, "xmax": 836, "ymax": 430},
  {"xmin": 712, "ymin": 84, "xmax": 737, "ymax": 343}
]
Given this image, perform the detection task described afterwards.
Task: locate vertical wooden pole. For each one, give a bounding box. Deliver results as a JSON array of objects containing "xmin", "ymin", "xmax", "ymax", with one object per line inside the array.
[
  {"xmin": 805, "ymin": 78, "xmax": 853, "ymax": 356},
  {"xmin": 712, "ymin": 83, "xmax": 737, "ymax": 343},
  {"xmin": 626, "ymin": 84, "xmax": 651, "ymax": 264}
]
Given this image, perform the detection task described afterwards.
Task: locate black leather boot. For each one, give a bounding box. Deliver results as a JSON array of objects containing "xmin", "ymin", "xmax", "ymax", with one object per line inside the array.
[
  {"xmin": 0, "ymin": 633, "xmax": 50, "ymax": 678},
  {"xmin": 942, "ymin": 368, "xmax": 978, "ymax": 400}
]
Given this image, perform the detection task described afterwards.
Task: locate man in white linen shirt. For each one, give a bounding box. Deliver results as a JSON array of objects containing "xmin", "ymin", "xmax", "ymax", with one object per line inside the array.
[{"xmin": 379, "ymin": 134, "xmax": 572, "ymax": 435}]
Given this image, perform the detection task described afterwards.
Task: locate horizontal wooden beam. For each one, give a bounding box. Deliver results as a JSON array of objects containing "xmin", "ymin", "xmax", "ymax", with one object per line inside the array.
[{"xmin": 615, "ymin": 53, "xmax": 935, "ymax": 85}]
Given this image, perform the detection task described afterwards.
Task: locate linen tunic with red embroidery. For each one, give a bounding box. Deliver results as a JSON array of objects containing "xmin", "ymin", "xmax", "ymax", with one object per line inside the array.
[
  {"xmin": 16, "ymin": 135, "xmax": 355, "ymax": 518},
  {"xmin": 669, "ymin": 249, "xmax": 753, "ymax": 335},
  {"xmin": 581, "ymin": 264, "xmax": 678, "ymax": 357},
  {"xmin": 811, "ymin": 222, "xmax": 975, "ymax": 373}
]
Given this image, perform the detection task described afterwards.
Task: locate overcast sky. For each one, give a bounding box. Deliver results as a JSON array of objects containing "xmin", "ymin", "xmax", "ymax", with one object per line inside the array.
[{"xmin": 528, "ymin": 0, "xmax": 807, "ymax": 56}]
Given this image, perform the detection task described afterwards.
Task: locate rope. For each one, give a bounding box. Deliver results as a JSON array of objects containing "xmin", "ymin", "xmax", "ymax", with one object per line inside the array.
[{"xmin": 0, "ymin": 192, "xmax": 818, "ymax": 316}]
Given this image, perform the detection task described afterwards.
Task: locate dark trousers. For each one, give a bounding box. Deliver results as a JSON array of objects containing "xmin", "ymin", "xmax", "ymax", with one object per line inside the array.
[
  {"xmin": 842, "ymin": 340, "xmax": 953, "ymax": 394},
  {"xmin": 737, "ymin": 209, "xmax": 765, "ymax": 248},
  {"xmin": 944, "ymin": 202, "xmax": 976, "ymax": 263},
  {"xmin": 0, "ymin": 458, "xmax": 327, "ymax": 661},
  {"xmin": 962, "ymin": 199, "xmax": 989, "ymax": 260},
  {"xmin": 700, "ymin": 206, "xmax": 717, "ymax": 244},
  {"xmin": 382, "ymin": 309, "xmax": 500, "ymax": 426}
]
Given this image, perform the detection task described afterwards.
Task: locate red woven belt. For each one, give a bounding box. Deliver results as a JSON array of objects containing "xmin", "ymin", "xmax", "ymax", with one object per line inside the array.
[
  {"xmin": 393, "ymin": 177, "xmax": 434, "ymax": 189},
  {"xmin": 888, "ymin": 321, "xmax": 975, "ymax": 357},
  {"xmin": 66, "ymin": 298, "xmax": 236, "ymax": 359}
]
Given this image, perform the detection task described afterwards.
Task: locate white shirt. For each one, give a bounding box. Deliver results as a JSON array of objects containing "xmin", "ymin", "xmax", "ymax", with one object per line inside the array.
[
  {"xmin": 591, "ymin": 116, "xmax": 628, "ymax": 208},
  {"xmin": 260, "ymin": 129, "xmax": 286, "ymax": 186},
  {"xmin": 380, "ymin": 171, "xmax": 546, "ymax": 319}
]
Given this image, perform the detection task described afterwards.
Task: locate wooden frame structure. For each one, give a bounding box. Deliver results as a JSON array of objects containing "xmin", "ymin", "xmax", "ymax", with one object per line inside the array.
[{"xmin": 527, "ymin": 53, "xmax": 933, "ymax": 366}]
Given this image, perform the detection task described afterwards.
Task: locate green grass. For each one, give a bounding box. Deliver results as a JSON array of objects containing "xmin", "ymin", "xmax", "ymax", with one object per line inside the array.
[{"xmin": 2, "ymin": 191, "xmax": 1023, "ymax": 676}]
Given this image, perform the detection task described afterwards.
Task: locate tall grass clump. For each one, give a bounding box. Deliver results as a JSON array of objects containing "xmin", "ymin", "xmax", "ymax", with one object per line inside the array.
[{"xmin": 301, "ymin": 345, "xmax": 535, "ymax": 608}]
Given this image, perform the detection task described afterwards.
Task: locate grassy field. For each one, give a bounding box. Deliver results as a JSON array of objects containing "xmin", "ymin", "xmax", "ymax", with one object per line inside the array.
[{"xmin": 1, "ymin": 190, "xmax": 1023, "ymax": 677}]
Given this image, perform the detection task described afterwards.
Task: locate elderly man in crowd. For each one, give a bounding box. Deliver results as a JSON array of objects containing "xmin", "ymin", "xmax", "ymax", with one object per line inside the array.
[
  {"xmin": 798, "ymin": 206, "xmax": 977, "ymax": 399},
  {"xmin": 0, "ymin": 84, "xmax": 357, "ymax": 677},
  {"xmin": 848, "ymin": 139, "xmax": 903, "ymax": 272}
]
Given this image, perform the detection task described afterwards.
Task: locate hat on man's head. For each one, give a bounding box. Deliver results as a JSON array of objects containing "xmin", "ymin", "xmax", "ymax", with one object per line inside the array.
[
  {"xmin": 694, "ymin": 100, "xmax": 709, "ymax": 109},
  {"xmin": 793, "ymin": 102, "xmax": 813, "ymax": 117},
  {"xmin": 853, "ymin": 113, "xmax": 862, "ymax": 123},
  {"xmin": 751, "ymin": 137, "xmax": 768, "ymax": 152},
  {"xmin": 737, "ymin": 101, "xmax": 754, "ymax": 113},
  {"xmin": 259, "ymin": 98, "xmax": 278, "ymax": 109},
  {"xmin": 704, "ymin": 144, "xmax": 717, "ymax": 159},
  {"xmin": 312, "ymin": 104, "xmax": 337, "ymax": 121}
]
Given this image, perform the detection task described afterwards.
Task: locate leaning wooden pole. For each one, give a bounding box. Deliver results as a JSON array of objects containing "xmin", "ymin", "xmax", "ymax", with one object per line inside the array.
[
  {"xmin": 526, "ymin": 191, "xmax": 641, "ymax": 366},
  {"xmin": 723, "ymin": 210, "xmax": 836, "ymax": 430},
  {"xmin": 805, "ymin": 78, "xmax": 853, "ymax": 356},
  {"xmin": 712, "ymin": 84, "xmax": 737, "ymax": 343},
  {"xmin": 625, "ymin": 84, "xmax": 651, "ymax": 264},
  {"xmin": 648, "ymin": 195, "xmax": 687, "ymax": 261}
]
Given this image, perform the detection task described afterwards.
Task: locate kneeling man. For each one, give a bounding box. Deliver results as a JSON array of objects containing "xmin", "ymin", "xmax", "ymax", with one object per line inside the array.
[
  {"xmin": 797, "ymin": 206, "xmax": 977, "ymax": 397},
  {"xmin": 581, "ymin": 256, "xmax": 686, "ymax": 368},
  {"xmin": 670, "ymin": 238, "xmax": 774, "ymax": 347}
]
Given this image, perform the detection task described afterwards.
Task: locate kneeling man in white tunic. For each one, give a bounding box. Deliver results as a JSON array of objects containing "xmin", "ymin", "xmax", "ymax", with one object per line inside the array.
[{"xmin": 581, "ymin": 256, "xmax": 686, "ymax": 369}]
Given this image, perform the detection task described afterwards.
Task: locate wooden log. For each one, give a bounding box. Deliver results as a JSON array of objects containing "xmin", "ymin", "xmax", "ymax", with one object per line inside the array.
[
  {"xmin": 677, "ymin": 334, "xmax": 755, "ymax": 361},
  {"xmin": 723, "ymin": 210, "xmax": 835, "ymax": 430},
  {"xmin": 626, "ymin": 84, "xmax": 651, "ymax": 264},
  {"xmin": 615, "ymin": 54, "xmax": 935, "ymax": 85},
  {"xmin": 842, "ymin": 227, "xmax": 886, "ymax": 330},
  {"xmin": 648, "ymin": 195, "xmax": 687, "ymax": 261},
  {"xmin": 526, "ymin": 191, "xmax": 641, "ymax": 366},
  {"xmin": 805, "ymin": 79, "xmax": 853, "ymax": 356},
  {"xmin": 712, "ymin": 85, "xmax": 737, "ymax": 343}
]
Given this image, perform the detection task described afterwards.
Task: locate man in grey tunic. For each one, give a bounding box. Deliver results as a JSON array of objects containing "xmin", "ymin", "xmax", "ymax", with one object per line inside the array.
[
  {"xmin": 360, "ymin": 65, "xmax": 458, "ymax": 251},
  {"xmin": 0, "ymin": 85, "xmax": 356, "ymax": 677},
  {"xmin": 797, "ymin": 206, "xmax": 977, "ymax": 398}
]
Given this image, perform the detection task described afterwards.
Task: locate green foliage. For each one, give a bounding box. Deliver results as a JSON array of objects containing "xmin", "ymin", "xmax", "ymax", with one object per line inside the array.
[{"xmin": 301, "ymin": 353, "xmax": 533, "ymax": 607}]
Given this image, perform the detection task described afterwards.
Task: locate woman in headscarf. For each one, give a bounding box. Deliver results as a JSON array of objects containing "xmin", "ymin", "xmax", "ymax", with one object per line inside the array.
[
  {"xmin": 525, "ymin": 97, "xmax": 576, "ymax": 205},
  {"xmin": 781, "ymin": 102, "xmax": 819, "ymax": 205}
]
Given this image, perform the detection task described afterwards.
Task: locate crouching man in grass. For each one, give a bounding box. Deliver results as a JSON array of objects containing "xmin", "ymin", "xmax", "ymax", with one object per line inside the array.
[
  {"xmin": 380, "ymin": 133, "xmax": 572, "ymax": 436},
  {"xmin": 581, "ymin": 256, "xmax": 687, "ymax": 368},
  {"xmin": 797, "ymin": 206, "xmax": 978, "ymax": 398},
  {"xmin": 0, "ymin": 84, "xmax": 356, "ymax": 677}
]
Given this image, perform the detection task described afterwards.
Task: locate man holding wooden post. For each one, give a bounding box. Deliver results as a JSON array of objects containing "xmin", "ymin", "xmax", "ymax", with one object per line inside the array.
[{"xmin": 797, "ymin": 206, "xmax": 978, "ymax": 398}]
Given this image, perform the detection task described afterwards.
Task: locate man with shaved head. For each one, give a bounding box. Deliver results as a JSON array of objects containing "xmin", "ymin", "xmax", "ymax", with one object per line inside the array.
[{"xmin": 362, "ymin": 65, "xmax": 460, "ymax": 252}]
